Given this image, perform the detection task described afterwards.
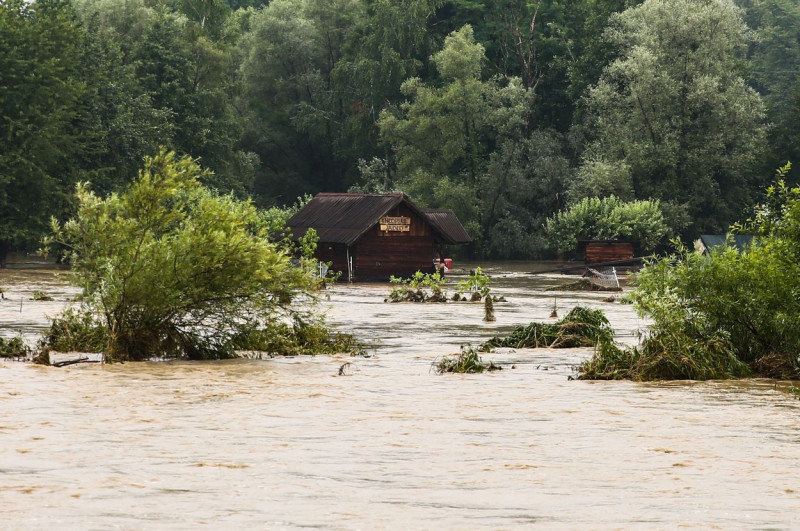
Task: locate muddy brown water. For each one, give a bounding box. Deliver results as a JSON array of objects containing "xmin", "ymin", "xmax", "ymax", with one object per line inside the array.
[{"xmin": 1, "ymin": 263, "xmax": 799, "ymax": 529}]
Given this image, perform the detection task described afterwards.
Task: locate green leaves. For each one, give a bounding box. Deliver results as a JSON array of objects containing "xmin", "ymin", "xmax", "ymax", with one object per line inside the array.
[
  {"xmin": 47, "ymin": 150, "xmax": 322, "ymax": 361},
  {"xmin": 545, "ymin": 196, "xmax": 668, "ymax": 253}
]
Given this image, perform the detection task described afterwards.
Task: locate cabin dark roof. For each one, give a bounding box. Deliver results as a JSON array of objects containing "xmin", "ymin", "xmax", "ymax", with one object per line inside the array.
[
  {"xmin": 422, "ymin": 209, "xmax": 472, "ymax": 244},
  {"xmin": 695, "ymin": 234, "xmax": 754, "ymax": 254},
  {"xmin": 287, "ymin": 193, "xmax": 469, "ymax": 246}
]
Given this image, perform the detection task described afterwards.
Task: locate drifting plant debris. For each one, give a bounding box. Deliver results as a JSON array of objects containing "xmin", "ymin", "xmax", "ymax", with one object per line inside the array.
[
  {"xmin": 481, "ymin": 307, "xmax": 614, "ymax": 350},
  {"xmin": 0, "ymin": 336, "xmax": 30, "ymax": 359},
  {"xmin": 434, "ymin": 345, "xmax": 501, "ymax": 374},
  {"xmin": 387, "ymin": 271, "xmax": 447, "ymax": 302},
  {"xmin": 549, "ymin": 278, "xmax": 621, "ymax": 292},
  {"xmin": 32, "ymin": 291, "xmax": 54, "ymax": 301}
]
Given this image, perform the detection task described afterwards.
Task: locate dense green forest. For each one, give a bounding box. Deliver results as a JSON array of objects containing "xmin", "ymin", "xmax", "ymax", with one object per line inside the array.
[{"xmin": 2, "ymin": 0, "xmax": 799, "ymax": 258}]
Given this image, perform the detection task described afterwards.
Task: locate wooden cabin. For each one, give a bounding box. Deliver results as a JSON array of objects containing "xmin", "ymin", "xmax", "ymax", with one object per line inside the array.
[
  {"xmin": 287, "ymin": 193, "xmax": 471, "ymax": 281},
  {"xmin": 577, "ymin": 240, "xmax": 636, "ymax": 265}
]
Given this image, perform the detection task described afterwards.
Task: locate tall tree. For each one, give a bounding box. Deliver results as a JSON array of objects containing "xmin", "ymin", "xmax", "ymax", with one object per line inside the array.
[
  {"xmin": 737, "ymin": 0, "xmax": 800, "ymax": 182},
  {"xmin": 379, "ymin": 25, "xmax": 570, "ymax": 256},
  {"xmin": 0, "ymin": 0, "xmax": 86, "ymax": 253},
  {"xmin": 574, "ymin": 0, "xmax": 768, "ymax": 237}
]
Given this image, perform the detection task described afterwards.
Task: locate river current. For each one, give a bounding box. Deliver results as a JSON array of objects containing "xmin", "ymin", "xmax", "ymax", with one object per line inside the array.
[{"xmin": 0, "ymin": 263, "xmax": 798, "ymax": 529}]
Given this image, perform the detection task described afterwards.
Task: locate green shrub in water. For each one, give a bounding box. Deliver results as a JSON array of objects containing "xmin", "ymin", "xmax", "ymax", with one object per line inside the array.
[
  {"xmin": 0, "ymin": 336, "xmax": 30, "ymax": 359},
  {"xmin": 388, "ymin": 271, "xmax": 447, "ymax": 302},
  {"xmin": 229, "ymin": 317, "xmax": 361, "ymax": 357}
]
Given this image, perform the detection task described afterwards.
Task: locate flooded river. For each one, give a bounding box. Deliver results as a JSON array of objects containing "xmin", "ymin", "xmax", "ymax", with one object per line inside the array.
[{"xmin": 1, "ymin": 263, "xmax": 799, "ymax": 529}]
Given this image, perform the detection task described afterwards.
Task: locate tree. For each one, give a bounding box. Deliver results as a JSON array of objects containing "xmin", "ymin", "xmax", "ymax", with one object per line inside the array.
[
  {"xmin": 575, "ymin": 0, "xmax": 768, "ymax": 237},
  {"xmin": 0, "ymin": 0, "xmax": 86, "ymax": 251},
  {"xmin": 45, "ymin": 150, "xmax": 323, "ymax": 361},
  {"xmin": 378, "ymin": 25, "xmax": 571, "ymax": 256},
  {"xmin": 737, "ymin": 0, "xmax": 800, "ymax": 182}
]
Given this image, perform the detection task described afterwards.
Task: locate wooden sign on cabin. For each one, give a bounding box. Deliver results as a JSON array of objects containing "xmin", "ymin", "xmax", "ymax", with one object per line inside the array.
[{"xmin": 379, "ymin": 216, "xmax": 411, "ymax": 232}]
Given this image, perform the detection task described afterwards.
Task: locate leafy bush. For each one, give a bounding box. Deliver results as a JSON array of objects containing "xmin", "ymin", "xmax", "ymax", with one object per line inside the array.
[
  {"xmin": 578, "ymin": 165, "xmax": 800, "ymax": 380},
  {"xmin": 482, "ymin": 307, "xmax": 613, "ymax": 349},
  {"xmin": 0, "ymin": 336, "xmax": 30, "ymax": 359},
  {"xmin": 387, "ymin": 271, "xmax": 447, "ymax": 302},
  {"xmin": 229, "ymin": 317, "xmax": 361, "ymax": 357},
  {"xmin": 44, "ymin": 150, "xmax": 327, "ymax": 362},
  {"xmin": 38, "ymin": 308, "xmax": 110, "ymax": 354},
  {"xmin": 545, "ymin": 195, "xmax": 668, "ymax": 253},
  {"xmin": 457, "ymin": 267, "xmax": 491, "ymax": 298}
]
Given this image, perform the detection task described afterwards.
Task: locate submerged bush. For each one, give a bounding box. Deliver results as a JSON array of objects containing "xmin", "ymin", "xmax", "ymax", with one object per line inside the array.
[
  {"xmin": 229, "ymin": 318, "xmax": 361, "ymax": 357},
  {"xmin": 0, "ymin": 336, "xmax": 30, "ymax": 359},
  {"xmin": 387, "ymin": 271, "xmax": 447, "ymax": 302},
  {"xmin": 43, "ymin": 150, "xmax": 328, "ymax": 362},
  {"xmin": 578, "ymin": 165, "xmax": 800, "ymax": 381},
  {"xmin": 482, "ymin": 307, "xmax": 614, "ymax": 350},
  {"xmin": 435, "ymin": 345, "xmax": 501, "ymax": 374},
  {"xmin": 577, "ymin": 331, "xmax": 750, "ymax": 381}
]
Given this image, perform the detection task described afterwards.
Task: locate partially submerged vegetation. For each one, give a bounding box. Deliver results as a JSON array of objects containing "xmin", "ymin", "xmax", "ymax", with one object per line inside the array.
[
  {"xmin": 579, "ymin": 165, "xmax": 800, "ymax": 381},
  {"xmin": 0, "ymin": 336, "xmax": 29, "ymax": 359},
  {"xmin": 388, "ymin": 267, "xmax": 497, "ymax": 303},
  {"xmin": 435, "ymin": 345, "xmax": 501, "ymax": 374},
  {"xmin": 39, "ymin": 150, "xmax": 354, "ymax": 363},
  {"xmin": 387, "ymin": 271, "xmax": 447, "ymax": 302},
  {"xmin": 482, "ymin": 307, "xmax": 614, "ymax": 350}
]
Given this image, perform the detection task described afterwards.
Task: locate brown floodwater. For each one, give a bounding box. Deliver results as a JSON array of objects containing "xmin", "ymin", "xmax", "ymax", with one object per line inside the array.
[{"xmin": 1, "ymin": 263, "xmax": 799, "ymax": 529}]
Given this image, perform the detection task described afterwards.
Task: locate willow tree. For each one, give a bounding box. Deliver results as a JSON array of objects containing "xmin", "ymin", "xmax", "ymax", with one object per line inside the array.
[
  {"xmin": 46, "ymin": 150, "xmax": 323, "ymax": 361},
  {"xmin": 575, "ymin": 0, "xmax": 768, "ymax": 236}
]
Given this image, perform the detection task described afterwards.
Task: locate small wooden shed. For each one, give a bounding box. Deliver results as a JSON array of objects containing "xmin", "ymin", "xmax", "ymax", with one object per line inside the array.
[
  {"xmin": 577, "ymin": 240, "xmax": 636, "ymax": 265},
  {"xmin": 287, "ymin": 193, "xmax": 470, "ymax": 281}
]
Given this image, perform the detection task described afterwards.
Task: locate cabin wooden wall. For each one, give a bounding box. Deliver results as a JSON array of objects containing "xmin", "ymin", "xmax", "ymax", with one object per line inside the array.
[
  {"xmin": 314, "ymin": 203, "xmax": 437, "ymax": 280},
  {"xmin": 355, "ymin": 204, "xmax": 434, "ymax": 279},
  {"xmin": 584, "ymin": 242, "xmax": 634, "ymax": 264},
  {"xmin": 315, "ymin": 243, "xmax": 349, "ymax": 275}
]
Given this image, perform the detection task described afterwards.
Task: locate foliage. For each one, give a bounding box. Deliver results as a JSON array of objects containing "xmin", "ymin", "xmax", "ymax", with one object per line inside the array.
[
  {"xmin": 2, "ymin": 0, "xmax": 792, "ymax": 261},
  {"xmin": 388, "ymin": 271, "xmax": 447, "ymax": 302},
  {"xmin": 228, "ymin": 317, "xmax": 361, "ymax": 357},
  {"xmin": 482, "ymin": 306, "xmax": 614, "ymax": 349},
  {"xmin": 0, "ymin": 0, "xmax": 86, "ymax": 249},
  {"xmin": 576, "ymin": 0, "xmax": 768, "ymax": 237},
  {"xmin": 44, "ymin": 150, "xmax": 325, "ymax": 361},
  {"xmin": 434, "ymin": 344, "xmax": 501, "ymax": 374},
  {"xmin": 37, "ymin": 308, "xmax": 110, "ymax": 358},
  {"xmin": 581, "ymin": 166, "xmax": 800, "ymax": 380},
  {"xmin": 0, "ymin": 336, "xmax": 30, "ymax": 359},
  {"xmin": 545, "ymin": 196, "xmax": 668, "ymax": 253},
  {"xmin": 577, "ymin": 330, "xmax": 750, "ymax": 381},
  {"xmin": 457, "ymin": 267, "xmax": 491, "ymax": 298}
]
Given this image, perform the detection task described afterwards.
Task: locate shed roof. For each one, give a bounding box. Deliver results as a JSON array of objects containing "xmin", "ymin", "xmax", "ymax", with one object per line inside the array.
[
  {"xmin": 695, "ymin": 234, "xmax": 754, "ymax": 254},
  {"xmin": 287, "ymin": 193, "xmax": 470, "ymax": 246},
  {"xmin": 422, "ymin": 209, "xmax": 472, "ymax": 244}
]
